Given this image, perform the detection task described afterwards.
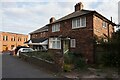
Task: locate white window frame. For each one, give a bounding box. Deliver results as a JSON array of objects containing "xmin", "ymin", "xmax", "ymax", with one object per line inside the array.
[
  {"xmin": 49, "ymin": 38, "xmax": 61, "ymax": 49},
  {"xmin": 52, "ymin": 23, "xmax": 60, "ymax": 32},
  {"xmin": 103, "ymin": 21, "xmax": 107, "ymax": 28},
  {"xmin": 72, "ymin": 17, "xmax": 86, "ymax": 29},
  {"xmin": 70, "ymin": 39, "xmax": 76, "ymax": 48},
  {"xmin": 3, "ymin": 35, "xmax": 8, "ymax": 41}
]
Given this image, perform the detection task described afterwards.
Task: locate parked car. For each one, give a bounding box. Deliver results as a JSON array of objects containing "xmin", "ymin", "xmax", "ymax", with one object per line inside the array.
[
  {"xmin": 16, "ymin": 48, "xmax": 34, "ymax": 56},
  {"xmin": 14, "ymin": 46, "xmax": 28, "ymax": 55}
]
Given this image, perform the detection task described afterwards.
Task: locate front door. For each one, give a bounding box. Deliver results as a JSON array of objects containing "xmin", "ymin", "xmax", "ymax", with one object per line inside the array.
[{"xmin": 63, "ymin": 40, "xmax": 69, "ymax": 54}]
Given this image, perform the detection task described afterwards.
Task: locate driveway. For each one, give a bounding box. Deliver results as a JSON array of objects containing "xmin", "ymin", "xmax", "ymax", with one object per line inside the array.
[{"xmin": 2, "ymin": 53, "xmax": 57, "ymax": 78}]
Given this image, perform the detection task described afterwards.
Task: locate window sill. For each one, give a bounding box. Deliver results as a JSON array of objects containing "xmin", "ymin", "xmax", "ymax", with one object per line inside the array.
[
  {"xmin": 72, "ymin": 26, "xmax": 86, "ymax": 29},
  {"xmin": 49, "ymin": 48, "xmax": 61, "ymax": 50},
  {"xmin": 52, "ymin": 31, "xmax": 60, "ymax": 32}
]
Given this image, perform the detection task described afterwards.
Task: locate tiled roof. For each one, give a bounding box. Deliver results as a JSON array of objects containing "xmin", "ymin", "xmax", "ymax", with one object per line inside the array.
[
  {"xmin": 48, "ymin": 9, "xmax": 116, "ymax": 26},
  {"xmin": 25, "ymin": 38, "xmax": 47, "ymax": 43},
  {"xmin": 30, "ymin": 25, "xmax": 48, "ymax": 34},
  {"xmin": 52, "ymin": 9, "xmax": 93, "ymax": 23},
  {"xmin": 30, "ymin": 9, "xmax": 116, "ymax": 34}
]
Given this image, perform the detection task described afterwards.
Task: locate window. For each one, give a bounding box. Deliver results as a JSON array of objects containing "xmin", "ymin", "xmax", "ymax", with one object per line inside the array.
[
  {"xmin": 11, "ymin": 45, "xmax": 14, "ymax": 49},
  {"xmin": 3, "ymin": 36, "xmax": 8, "ymax": 41},
  {"xmin": 24, "ymin": 38, "xmax": 26, "ymax": 41},
  {"xmin": 11, "ymin": 36, "xmax": 15, "ymax": 41},
  {"xmin": 52, "ymin": 23, "xmax": 60, "ymax": 32},
  {"xmin": 49, "ymin": 38, "xmax": 61, "ymax": 49},
  {"xmin": 11, "ymin": 37, "xmax": 13, "ymax": 41},
  {"xmin": 18, "ymin": 38, "xmax": 19, "ymax": 41},
  {"xmin": 41, "ymin": 33, "xmax": 43, "ymax": 37},
  {"xmin": 18, "ymin": 37, "xmax": 21, "ymax": 41},
  {"xmin": 70, "ymin": 39, "xmax": 76, "ymax": 48},
  {"xmin": 43, "ymin": 32, "xmax": 45, "ymax": 37},
  {"xmin": 72, "ymin": 17, "xmax": 86, "ymax": 29},
  {"xmin": 26, "ymin": 38, "xmax": 27, "ymax": 41},
  {"xmin": 103, "ymin": 21, "xmax": 107, "ymax": 28},
  {"xmin": 14, "ymin": 37, "xmax": 15, "ymax": 41},
  {"xmin": 20, "ymin": 38, "xmax": 21, "ymax": 41}
]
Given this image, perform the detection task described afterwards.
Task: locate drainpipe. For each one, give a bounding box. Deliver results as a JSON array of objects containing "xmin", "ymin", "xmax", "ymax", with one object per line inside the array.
[
  {"xmin": 108, "ymin": 17, "xmax": 113, "ymax": 42},
  {"xmin": 108, "ymin": 23, "xmax": 110, "ymax": 42}
]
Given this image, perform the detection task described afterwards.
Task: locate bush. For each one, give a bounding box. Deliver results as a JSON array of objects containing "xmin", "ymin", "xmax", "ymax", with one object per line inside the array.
[
  {"xmin": 64, "ymin": 53, "xmax": 75, "ymax": 64},
  {"xmin": 63, "ymin": 64, "xmax": 73, "ymax": 72},
  {"xmin": 64, "ymin": 52, "xmax": 87, "ymax": 69},
  {"xmin": 74, "ymin": 58, "xmax": 87, "ymax": 69},
  {"xmin": 24, "ymin": 51, "xmax": 54, "ymax": 62},
  {"xmin": 101, "ymin": 49, "xmax": 119, "ymax": 67}
]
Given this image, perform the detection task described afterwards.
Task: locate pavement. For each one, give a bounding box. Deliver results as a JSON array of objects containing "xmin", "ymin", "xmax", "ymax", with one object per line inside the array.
[{"xmin": 2, "ymin": 53, "xmax": 58, "ymax": 78}]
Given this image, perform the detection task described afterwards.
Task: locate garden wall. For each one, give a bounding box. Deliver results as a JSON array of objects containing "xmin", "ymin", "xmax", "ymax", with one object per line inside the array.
[{"xmin": 20, "ymin": 53, "xmax": 60, "ymax": 72}]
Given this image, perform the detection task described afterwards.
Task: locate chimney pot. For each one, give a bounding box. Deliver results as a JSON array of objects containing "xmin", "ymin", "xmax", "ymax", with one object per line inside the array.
[
  {"xmin": 75, "ymin": 2, "xmax": 84, "ymax": 12},
  {"xmin": 50, "ymin": 17, "xmax": 56, "ymax": 23}
]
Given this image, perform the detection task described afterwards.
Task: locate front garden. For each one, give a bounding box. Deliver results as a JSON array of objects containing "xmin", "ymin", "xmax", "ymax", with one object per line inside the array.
[
  {"xmin": 19, "ymin": 29, "xmax": 120, "ymax": 78},
  {"xmin": 23, "ymin": 51, "xmax": 54, "ymax": 62}
]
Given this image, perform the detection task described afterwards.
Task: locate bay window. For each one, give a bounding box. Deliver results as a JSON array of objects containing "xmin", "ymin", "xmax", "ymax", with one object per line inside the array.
[{"xmin": 49, "ymin": 38, "xmax": 61, "ymax": 49}]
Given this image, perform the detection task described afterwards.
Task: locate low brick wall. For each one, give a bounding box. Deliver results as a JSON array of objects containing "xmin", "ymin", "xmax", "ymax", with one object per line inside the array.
[{"xmin": 19, "ymin": 53, "xmax": 60, "ymax": 72}]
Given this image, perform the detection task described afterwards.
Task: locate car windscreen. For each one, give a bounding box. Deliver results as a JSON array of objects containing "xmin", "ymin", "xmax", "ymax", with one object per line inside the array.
[{"xmin": 23, "ymin": 49, "xmax": 33, "ymax": 52}]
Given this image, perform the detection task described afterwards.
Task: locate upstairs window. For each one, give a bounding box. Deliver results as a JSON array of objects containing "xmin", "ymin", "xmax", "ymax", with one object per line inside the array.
[
  {"xmin": 3, "ymin": 36, "xmax": 8, "ymax": 41},
  {"xmin": 52, "ymin": 23, "xmax": 60, "ymax": 32},
  {"xmin": 11, "ymin": 36, "xmax": 15, "ymax": 41},
  {"xmin": 18, "ymin": 37, "xmax": 21, "ymax": 41},
  {"xmin": 103, "ymin": 21, "xmax": 107, "ymax": 28},
  {"xmin": 72, "ymin": 17, "xmax": 86, "ymax": 29}
]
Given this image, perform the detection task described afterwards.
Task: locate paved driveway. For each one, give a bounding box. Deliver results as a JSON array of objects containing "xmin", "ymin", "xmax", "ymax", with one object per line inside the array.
[{"xmin": 2, "ymin": 53, "xmax": 57, "ymax": 78}]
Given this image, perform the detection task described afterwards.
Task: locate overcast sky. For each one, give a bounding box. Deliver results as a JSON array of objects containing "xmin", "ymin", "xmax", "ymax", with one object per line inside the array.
[{"xmin": 0, "ymin": 0, "xmax": 119, "ymax": 34}]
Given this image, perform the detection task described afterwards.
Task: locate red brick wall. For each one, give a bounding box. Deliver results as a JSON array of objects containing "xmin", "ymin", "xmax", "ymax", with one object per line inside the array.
[
  {"xmin": 48, "ymin": 14, "xmax": 95, "ymax": 63},
  {"xmin": 93, "ymin": 15, "xmax": 114, "ymax": 39},
  {"xmin": 30, "ymin": 31, "xmax": 48, "ymax": 39}
]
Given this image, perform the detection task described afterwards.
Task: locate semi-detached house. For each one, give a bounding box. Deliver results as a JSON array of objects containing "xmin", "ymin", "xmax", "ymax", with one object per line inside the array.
[{"xmin": 27, "ymin": 2, "xmax": 116, "ymax": 63}]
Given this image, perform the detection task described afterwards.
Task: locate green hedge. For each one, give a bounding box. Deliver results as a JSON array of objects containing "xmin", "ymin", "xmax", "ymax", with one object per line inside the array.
[{"xmin": 23, "ymin": 51, "xmax": 54, "ymax": 62}]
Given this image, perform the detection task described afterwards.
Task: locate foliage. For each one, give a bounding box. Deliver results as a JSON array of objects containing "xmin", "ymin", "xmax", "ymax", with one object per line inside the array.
[
  {"xmin": 63, "ymin": 64, "xmax": 73, "ymax": 72},
  {"xmin": 64, "ymin": 52, "xmax": 87, "ymax": 70},
  {"xmin": 64, "ymin": 52, "xmax": 75, "ymax": 64},
  {"xmin": 24, "ymin": 51, "xmax": 54, "ymax": 62},
  {"xmin": 74, "ymin": 58, "xmax": 87, "ymax": 69},
  {"xmin": 95, "ymin": 29, "xmax": 120, "ymax": 68}
]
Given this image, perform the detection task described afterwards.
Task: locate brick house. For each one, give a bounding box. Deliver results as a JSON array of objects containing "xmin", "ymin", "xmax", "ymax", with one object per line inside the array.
[
  {"xmin": 29, "ymin": 2, "xmax": 116, "ymax": 63},
  {"xmin": 27, "ymin": 25, "xmax": 48, "ymax": 51},
  {"xmin": 0, "ymin": 32, "xmax": 28, "ymax": 52}
]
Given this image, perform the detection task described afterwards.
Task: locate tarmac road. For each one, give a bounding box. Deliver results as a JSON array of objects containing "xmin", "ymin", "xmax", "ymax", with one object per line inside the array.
[{"xmin": 2, "ymin": 53, "xmax": 57, "ymax": 78}]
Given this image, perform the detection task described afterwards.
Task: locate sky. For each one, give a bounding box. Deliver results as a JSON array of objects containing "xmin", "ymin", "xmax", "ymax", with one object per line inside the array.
[{"xmin": 0, "ymin": 0, "xmax": 119, "ymax": 35}]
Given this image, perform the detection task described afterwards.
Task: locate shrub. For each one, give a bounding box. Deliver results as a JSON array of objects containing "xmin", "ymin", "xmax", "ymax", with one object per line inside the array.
[
  {"xmin": 63, "ymin": 64, "xmax": 73, "ymax": 72},
  {"xmin": 74, "ymin": 58, "xmax": 87, "ymax": 69},
  {"xmin": 101, "ymin": 49, "xmax": 119, "ymax": 67},
  {"xmin": 64, "ymin": 53, "xmax": 74, "ymax": 64},
  {"xmin": 24, "ymin": 51, "xmax": 54, "ymax": 62},
  {"xmin": 64, "ymin": 52, "xmax": 87, "ymax": 69}
]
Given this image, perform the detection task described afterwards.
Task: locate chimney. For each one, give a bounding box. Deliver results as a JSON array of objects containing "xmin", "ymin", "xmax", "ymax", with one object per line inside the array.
[
  {"xmin": 111, "ymin": 17, "xmax": 112, "ymax": 22},
  {"xmin": 75, "ymin": 2, "xmax": 84, "ymax": 12},
  {"xmin": 50, "ymin": 17, "xmax": 56, "ymax": 23}
]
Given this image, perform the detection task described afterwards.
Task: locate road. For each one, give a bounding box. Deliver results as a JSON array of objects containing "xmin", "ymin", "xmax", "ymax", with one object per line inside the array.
[{"xmin": 2, "ymin": 53, "xmax": 57, "ymax": 78}]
